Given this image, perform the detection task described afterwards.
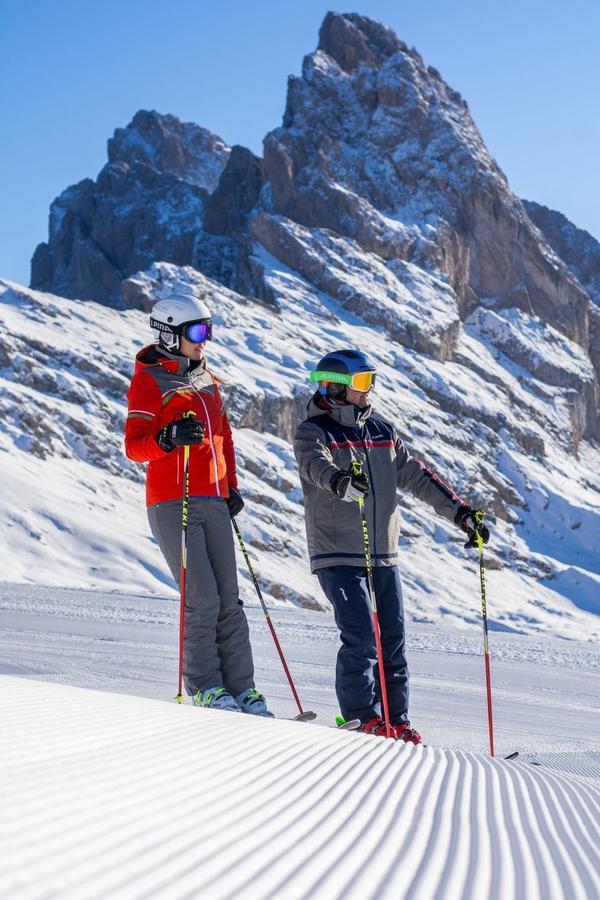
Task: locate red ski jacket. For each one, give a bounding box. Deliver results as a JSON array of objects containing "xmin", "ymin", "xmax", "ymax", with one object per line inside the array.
[{"xmin": 125, "ymin": 345, "xmax": 238, "ymax": 507}]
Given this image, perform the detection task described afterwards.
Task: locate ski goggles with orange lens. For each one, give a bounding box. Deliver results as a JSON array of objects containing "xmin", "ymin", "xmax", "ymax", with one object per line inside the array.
[
  {"xmin": 183, "ymin": 320, "xmax": 212, "ymax": 343},
  {"xmin": 309, "ymin": 369, "xmax": 376, "ymax": 392}
]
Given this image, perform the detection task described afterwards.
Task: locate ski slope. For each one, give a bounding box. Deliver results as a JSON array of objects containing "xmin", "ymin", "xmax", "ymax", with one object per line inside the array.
[
  {"xmin": 2, "ymin": 582, "xmax": 599, "ymax": 766},
  {"xmin": 1, "ymin": 674, "xmax": 598, "ymax": 900},
  {"xmin": 2, "ymin": 582, "xmax": 600, "ymax": 898}
]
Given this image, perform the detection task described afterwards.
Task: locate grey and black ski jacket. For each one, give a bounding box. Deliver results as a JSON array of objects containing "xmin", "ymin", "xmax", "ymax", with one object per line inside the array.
[{"xmin": 293, "ymin": 395, "xmax": 466, "ymax": 572}]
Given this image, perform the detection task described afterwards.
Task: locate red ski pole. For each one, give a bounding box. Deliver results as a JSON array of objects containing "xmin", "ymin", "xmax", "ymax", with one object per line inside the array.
[
  {"xmin": 232, "ymin": 518, "xmax": 312, "ymax": 718},
  {"xmin": 352, "ymin": 460, "xmax": 393, "ymax": 739},
  {"xmin": 474, "ymin": 512, "xmax": 495, "ymax": 756},
  {"xmin": 176, "ymin": 412, "xmax": 195, "ymax": 704}
]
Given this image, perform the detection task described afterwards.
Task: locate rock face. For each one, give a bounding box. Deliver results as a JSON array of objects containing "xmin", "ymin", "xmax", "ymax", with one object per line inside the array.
[
  {"xmin": 198, "ymin": 145, "xmax": 265, "ymax": 297},
  {"xmin": 108, "ymin": 110, "xmax": 230, "ymax": 193},
  {"xmin": 31, "ymin": 112, "xmax": 232, "ymax": 307},
  {"xmin": 30, "ymin": 13, "xmax": 599, "ymax": 438},
  {"xmin": 523, "ymin": 200, "xmax": 600, "ymax": 306},
  {"xmin": 523, "ymin": 200, "xmax": 600, "ymax": 384}
]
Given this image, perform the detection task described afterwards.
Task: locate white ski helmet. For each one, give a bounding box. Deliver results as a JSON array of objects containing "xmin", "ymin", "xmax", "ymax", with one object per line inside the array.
[{"xmin": 149, "ymin": 291, "xmax": 212, "ymax": 354}]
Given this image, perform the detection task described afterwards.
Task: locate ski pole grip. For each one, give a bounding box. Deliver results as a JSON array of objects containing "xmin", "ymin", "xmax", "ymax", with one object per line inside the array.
[
  {"xmin": 351, "ymin": 458, "xmax": 363, "ymax": 477},
  {"xmin": 182, "ymin": 410, "xmax": 198, "ymax": 453},
  {"xmin": 474, "ymin": 510, "xmax": 485, "ymax": 552}
]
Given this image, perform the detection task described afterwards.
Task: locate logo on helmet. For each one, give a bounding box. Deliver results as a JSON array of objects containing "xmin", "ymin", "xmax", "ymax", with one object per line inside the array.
[
  {"xmin": 149, "ymin": 318, "xmax": 175, "ymax": 334},
  {"xmin": 149, "ymin": 292, "xmax": 212, "ymax": 355}
]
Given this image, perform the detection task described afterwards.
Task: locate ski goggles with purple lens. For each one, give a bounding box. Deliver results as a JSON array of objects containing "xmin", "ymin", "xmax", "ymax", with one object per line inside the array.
[{"xmin": 182, "ymin": 320, "xmax": 212, "ymax": 343}]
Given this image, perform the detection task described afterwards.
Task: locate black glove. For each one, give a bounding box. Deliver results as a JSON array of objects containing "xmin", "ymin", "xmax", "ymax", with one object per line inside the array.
[
  {"xmin": 454, "ymin": 506, "xmax": 490, "ymax": 549},
  {"xmin": 331, "ymin": 468, "xmax": 370, "ymax": 502},
  {"xmin": 227, "ymin": 486, "xmax": 244, "ymax": 518},
  {"xmin": 156, "ymin": 416, "xmax": 205, "ymax": 452}
]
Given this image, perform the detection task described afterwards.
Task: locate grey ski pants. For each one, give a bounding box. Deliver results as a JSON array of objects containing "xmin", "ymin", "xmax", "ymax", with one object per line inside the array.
[{"xmin": 148, "ymin": 496, "xmax": 255, "ymax": 697}]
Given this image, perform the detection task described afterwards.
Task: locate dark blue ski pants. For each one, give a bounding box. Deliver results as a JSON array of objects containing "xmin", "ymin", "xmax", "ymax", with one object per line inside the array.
[{"xmin": 316, "ymin": 565, "xmax": 409, "ymax": 724}]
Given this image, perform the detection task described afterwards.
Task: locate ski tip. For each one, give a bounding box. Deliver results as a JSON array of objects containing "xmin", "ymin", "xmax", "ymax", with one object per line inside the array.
[
  {"xmin": 504, "ymin": 751, "xmax": 520, "ymax": 760},
  {"xmin": 335, "ymin": 715, "xmax": 346, "ymax": 727},
  {"xmin": 337, "ymin": 718, "xmax": 362, "ymax": 731},
  {"xmin": 294, "ymin": 710, "xmax": 317, "ymax": 722}
]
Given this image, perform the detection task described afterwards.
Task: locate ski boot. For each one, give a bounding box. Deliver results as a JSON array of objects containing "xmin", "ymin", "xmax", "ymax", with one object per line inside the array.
[
  {"xmin": 392, "ymin": 721, "xmax": 422, "ymax": 745},
  {"xmin": 235, "ymin": 688, "xmax": 274, "ymax": 717},
  {"xmin": 360, "ymin": 715, "xmax": 391, "ymax": 738},
  {"xmin": 193, "ymin": 686, "xmax": 241, "ymax": 712}
]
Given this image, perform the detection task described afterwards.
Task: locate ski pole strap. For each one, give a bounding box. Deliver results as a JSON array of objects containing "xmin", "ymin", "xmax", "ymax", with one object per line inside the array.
[{"xmin": 351, "ymin": 458, "xmax": 363, "ymax": 477}]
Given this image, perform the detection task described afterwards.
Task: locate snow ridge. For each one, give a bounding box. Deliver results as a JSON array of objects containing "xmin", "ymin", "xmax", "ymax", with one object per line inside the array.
[{"xmin": 1, "ymin": 675, "xmax": 598, "ymax": 900}]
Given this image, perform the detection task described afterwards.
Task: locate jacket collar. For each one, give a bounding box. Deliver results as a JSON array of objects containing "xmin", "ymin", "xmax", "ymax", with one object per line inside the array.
[
  {"xmin": 307, "ymin": 391, "xmax": 372, "ymax": 428},
  {"xmin": 135, "ymin": 344, "xmax": 206, "ymax": 378}
]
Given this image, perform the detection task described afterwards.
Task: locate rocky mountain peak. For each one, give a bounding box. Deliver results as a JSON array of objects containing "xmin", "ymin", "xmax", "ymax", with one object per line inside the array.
[
  {"xmin": 264, "ymin": 13, "xmax": 589, "ymax": 353},
  {"xmin": 317, "ymin": 11, "xmax": 407, "ymax": 73},
  {"xmin": 107, "ymin": 110, "xmax": 230, "ymax": 193},
  {"xmin": 30, "ymin": 111, "xmax": 235, "ymax": 307}
]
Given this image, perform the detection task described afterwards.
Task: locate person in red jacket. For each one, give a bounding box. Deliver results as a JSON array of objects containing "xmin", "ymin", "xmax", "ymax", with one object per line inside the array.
[{"xmin": 125, "ymin": 289, "xmax": 272, "ymax": 716}]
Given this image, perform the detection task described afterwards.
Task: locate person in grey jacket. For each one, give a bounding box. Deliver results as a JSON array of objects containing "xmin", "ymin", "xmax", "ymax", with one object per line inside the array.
[{"xmin": 293, "ymin": 349, "xmax": 489, "ymax": 741}]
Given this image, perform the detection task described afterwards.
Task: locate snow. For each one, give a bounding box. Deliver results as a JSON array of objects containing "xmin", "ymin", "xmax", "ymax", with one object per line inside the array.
[
  {"xmin": 2, "ymin": 583, "xmax": 598, "ymax": 765},
  {"xmin": 1, "ymin": 588, "xmax": 599, "ymax": 899},
  {"xmin": 469, "ymin": 305, "xmax": 594, "ymax": 388}
]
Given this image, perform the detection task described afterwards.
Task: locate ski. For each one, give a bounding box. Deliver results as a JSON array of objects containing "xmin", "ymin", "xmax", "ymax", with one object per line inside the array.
[
  {"xmin": 288, "ymin": 712, "xmax": 360, "ymax": 730},
  {"xmin": 503, "ymin": 751, "xmax": 543, "ymax": 766},
  {"xmin": 292, "ymin": 711, "xmax": 317, "ymax": 722},
  {"xmin": 335, "ymin": 718, "xmax": 361, "ymax": 731}
]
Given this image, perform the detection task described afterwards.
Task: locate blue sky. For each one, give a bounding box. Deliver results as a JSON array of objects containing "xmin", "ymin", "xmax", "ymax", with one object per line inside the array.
[{"xmin": 1, "ymin": 0, "xmax": 599, "ymax": 286}]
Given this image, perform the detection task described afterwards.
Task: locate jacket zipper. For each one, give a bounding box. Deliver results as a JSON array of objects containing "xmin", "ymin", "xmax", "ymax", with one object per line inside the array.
[{"xmin": 189, "ymin": 379, "xmax": 221, "ymax": 497}]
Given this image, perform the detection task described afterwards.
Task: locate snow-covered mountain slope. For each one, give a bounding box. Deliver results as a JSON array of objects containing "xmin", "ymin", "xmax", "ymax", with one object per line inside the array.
[
  {"xmin": 0, "ymin": 271, "xmax": 598, "ymax": 640},
  {"xmin": 1, "ymin": 673, "xmax": 598, "ymax": 900}
]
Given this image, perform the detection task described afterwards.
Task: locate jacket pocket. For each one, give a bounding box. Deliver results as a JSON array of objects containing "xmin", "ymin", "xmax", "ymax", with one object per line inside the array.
[{"xmin": 312, "ymin": 495, "xmax": 338, "ymax": 555}]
